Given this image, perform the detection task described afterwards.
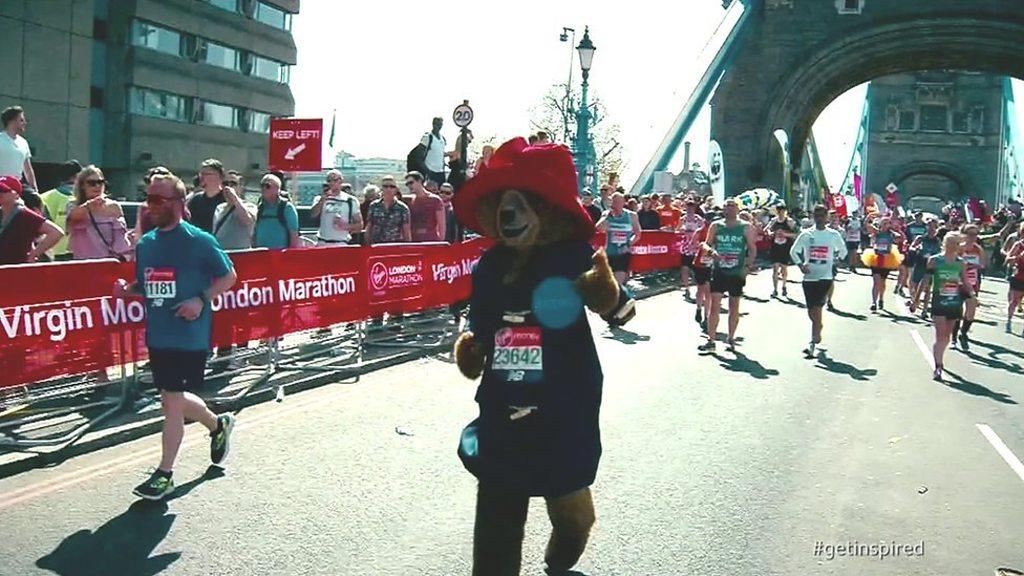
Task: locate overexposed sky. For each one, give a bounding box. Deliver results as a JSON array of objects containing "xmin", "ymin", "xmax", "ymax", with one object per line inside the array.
[{"xmin": 289, "ymin": 1, "xmax": 1024, "ymax": 191}]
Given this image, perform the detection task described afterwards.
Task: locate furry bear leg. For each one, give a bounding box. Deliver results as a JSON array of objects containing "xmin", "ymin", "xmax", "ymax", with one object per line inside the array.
[
  {"xmin": 543, "ymin": 488, "xmax": 595, "ymax": 574},
  {"xmin": 472, "ymin": 484, "xmax": 530, "ymax": 576},
  {"xmin": 455, "ymin": 331, "xmax": 485, "ymax": 380}
]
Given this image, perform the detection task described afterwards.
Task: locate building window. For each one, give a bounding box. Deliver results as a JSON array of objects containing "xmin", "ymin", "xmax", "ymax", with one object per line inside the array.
[
  {"xmin": 90, "ymin": 87, "xmax": 104, "ymax": 109},
  {"xmin": 202, "ymin": 40, "xmax": 241, "ymax": 71},
  {"xmin": 129, "ymin": 87, "xmax": 190, "ymax": 122},
  {"xmin": 255, "ymin": 1, "xmax": 289, "ymax": 29},
  {"xmin": 836, "ymin": 0, "xmax": 864, "ymax": 13},
  {"xmin": 919, "ymin": 104, "xmax": 949, "ymax": 132},
  {"xmin": 952, "ymin": 111, "xmax": 970, "ymax": 134},
  {"xmin": 131, "ymin": 21, "xmax": 182, "ymax": 56},
  {"xmin": 207, "ymin": 0, "xmax": 239, "ymax": 12},
  {"xmin": 201, "ymin": 101, "xmax": 240, "ymax": 129},
  {"xmin": 93, "ymin": 18, "xmax": 107, "ymax": 41},
  {"xmin": 252, "ymin": 55, "xmax": 288, "ymax": 83},
  {"xmin": 898, "ymin": 110, "xmax": 916, "ymax": 131},
  {"xmin": 249, "ymin": 111, "xmax": 271, "ymax": 134}
]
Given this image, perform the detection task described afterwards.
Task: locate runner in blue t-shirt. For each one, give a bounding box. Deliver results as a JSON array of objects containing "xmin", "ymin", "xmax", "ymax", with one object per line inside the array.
[{"xmin": 114, "ymin": 172, "xmax": 238, "ymax": 501}]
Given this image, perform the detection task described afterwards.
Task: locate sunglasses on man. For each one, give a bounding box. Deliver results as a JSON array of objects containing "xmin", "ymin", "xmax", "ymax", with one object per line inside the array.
[{"xmin": 86, "ymin": 179, "xmax": 106, "ymax": 187}]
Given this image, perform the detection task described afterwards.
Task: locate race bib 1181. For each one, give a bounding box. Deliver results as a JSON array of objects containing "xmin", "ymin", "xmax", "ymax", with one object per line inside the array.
[{"xmin": 145, "ymin": 268, "xmax": 177, "ymax": 301}]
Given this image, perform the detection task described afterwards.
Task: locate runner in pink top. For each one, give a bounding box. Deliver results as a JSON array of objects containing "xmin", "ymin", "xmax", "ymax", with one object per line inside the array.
[{"xmin": 676, "ymin": 198, "xmax": 705, "ymax": 300}]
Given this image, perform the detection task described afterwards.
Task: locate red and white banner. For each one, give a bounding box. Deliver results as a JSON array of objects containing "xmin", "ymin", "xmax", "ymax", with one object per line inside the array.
[{"xmin": 0, "ymin": 233, "xmax": 690, "ymax": 389}]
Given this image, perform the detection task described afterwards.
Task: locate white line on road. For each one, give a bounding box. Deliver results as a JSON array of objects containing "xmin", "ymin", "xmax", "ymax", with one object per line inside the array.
[
  {"xmin": 891, "ymin": 295, "xmax": 935, "ymax": 370},
  {"xmin": 910, "ymin": 329, "xmax": 934, "ymax": 370},
  {"xmin": 977, "ymin": 424, "xmax": 1024, "ymax": 485}
]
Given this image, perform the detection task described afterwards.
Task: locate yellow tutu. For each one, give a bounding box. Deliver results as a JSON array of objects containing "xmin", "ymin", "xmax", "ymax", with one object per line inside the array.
[{"xmin": 861, "ymin": 247, "xmax": 904, "ymax": 270}]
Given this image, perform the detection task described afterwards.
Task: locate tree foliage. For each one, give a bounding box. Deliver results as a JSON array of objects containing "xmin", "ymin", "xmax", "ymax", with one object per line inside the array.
[{"xmin": 528, "ymin": 83, "xmax": 626, "ymax": 182}]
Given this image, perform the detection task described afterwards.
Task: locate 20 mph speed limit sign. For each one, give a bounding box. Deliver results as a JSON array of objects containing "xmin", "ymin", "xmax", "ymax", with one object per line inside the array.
[{"xmin": 453, "ymin": 101, "xmax": 474, "ymax": 128}]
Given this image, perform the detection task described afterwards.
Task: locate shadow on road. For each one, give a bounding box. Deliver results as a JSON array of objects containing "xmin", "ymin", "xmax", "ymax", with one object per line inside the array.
[
  {"xmin": 972, "ymin": 339, "xmax": 1024, "ymax": 362},
  {"xmin": 814, "ymin": 352, "xmax": 878, "ymax": 381},
  {"xmin": 880, "ymin": 309, "xmax": 925, "ymax": 325},
  {"xmin": 35, "ymin": 466, "xmax": 225, "ymax": 576},
  {"xmin": 960, "ymin": 348, "xmax": 1023, "ymax": 373},
  {"xmin": 827, "ymin": 307, "xmax": 868, "ymax": 321},
  {"xmin": 713, "ymin": 350, "xmax": 779, "ymax": 380},
  {"xmin": 742, "ymin": 295, "xmax": 771, "ymax": 304},
  {"xmin": 779, "ymin": 297, "xmax": 807, "ymax": 309},
  {"xmin": 942, "ymin": 369, "xmax": 1016, "ymax": 405},
  {"xmin": 603, "ymin": 326, "xmax": 651, "ymax": 345}
]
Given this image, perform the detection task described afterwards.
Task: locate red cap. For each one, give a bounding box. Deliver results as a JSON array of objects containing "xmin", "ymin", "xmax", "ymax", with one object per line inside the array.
[
  {"xmin": 453, "ymin": 138, "xmax": 594, "ymax": 240},
  {"xmin": 0, "ymin": 175, "xmax": 23, "ymax": 196}
]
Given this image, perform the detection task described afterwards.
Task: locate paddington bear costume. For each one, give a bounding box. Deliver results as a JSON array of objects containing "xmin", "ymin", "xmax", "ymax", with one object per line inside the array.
[{"xmin": 452, "ymin": 137, "xmax": 621, "ymax": 576}]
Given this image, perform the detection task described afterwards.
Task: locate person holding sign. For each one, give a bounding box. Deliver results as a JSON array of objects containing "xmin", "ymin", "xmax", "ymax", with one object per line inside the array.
[
  {"xmin": 913, "ymin": 233, "xmax": 976, "ymax": 382},
  {"xmin": 699, "ymin": 198, "xmax": 758, "ymax": 353},
  {"xmin": 790, "ymin": 205, "xmax": 847, "ymax": 358},
  {"xmin": 114, "ymin": 171, "xmax": 238, "ymax": 501}
]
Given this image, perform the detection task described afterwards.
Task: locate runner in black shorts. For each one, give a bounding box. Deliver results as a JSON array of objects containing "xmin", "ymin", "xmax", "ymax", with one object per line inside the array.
[
  {"xmin": 790, "ymin": 205, "xmax": 847, "ymax": 357},
  {"xmin": 114, "ymin": 171, "xmax": 239, "ymax": 501},
  {"xmin": 765, "ymin": 204, "xmax": 798, "ymax": 298},
  {"xmin": 699, "ymin": 199, "xmax": 758, "ymax": 353}
]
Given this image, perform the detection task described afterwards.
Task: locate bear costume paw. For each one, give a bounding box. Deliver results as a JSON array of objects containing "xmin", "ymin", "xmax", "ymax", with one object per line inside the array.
[
  {"xmin": 454, "ymin": 331, "xmax": 485, "ymax": 380},
  {"xmin": 575, "ymin": 249, "xmax": 620, "ymax": 316}
]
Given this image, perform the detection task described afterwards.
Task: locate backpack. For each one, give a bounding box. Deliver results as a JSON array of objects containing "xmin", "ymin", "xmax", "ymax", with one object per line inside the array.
[
  {"xmin": 254, "ymin": 198, "xmax": 291, "ymax": 244},
  {"xmin": 406, "ymin": 133, "xmax": 434, "ymax": 173}
]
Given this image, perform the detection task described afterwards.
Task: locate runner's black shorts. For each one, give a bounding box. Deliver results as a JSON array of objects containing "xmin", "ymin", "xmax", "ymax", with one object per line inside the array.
[
  {"xmin": 802, "ymin": 280, "xmax": 833, "ymax": 309},
  {"xmin": 150, "ymin": 348, "xmax": 208, "ymax": 393},
  {"xmin": 681, "ymin": 254, "xmax": 696, "ymax": 268},
  {"xmin": 845, "ymin": 241, "xmax": 859, "ymax": 255},
  {"xmin": 693, "ymin": 267, "xmax": 712, "ymax": 285},
  {"xmin": 769, "ymin": 244, "xmax": 792, "ymax": 265},
  {"xmin": 711, "ymin": 271, "xmax": 745, "ymax": 297},
  {"xmin": 608, "ymin": 253, "xmax": 631, "ymax": 273},
  {"xmin": 1011, "ymin": 278, "xmax": 1024, "ymax": 292},
  {"xmin": 931, "ymin": 304, "xmax": 963, "ymax": 320},
  {"xmin": 871, "ymin": 267, "xmax": 891, "ymax": 279}
]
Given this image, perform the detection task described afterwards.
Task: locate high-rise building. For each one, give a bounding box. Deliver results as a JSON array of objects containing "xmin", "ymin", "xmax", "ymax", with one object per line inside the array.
[{"xmin": 0, "ymin": 0, "xmax": 299, "ymax": 198}]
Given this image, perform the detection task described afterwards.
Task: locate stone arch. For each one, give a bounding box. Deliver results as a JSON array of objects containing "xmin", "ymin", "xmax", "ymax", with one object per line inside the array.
[
  {"xmin": 760, "ymin": 14, "xmax": 1024, "ymax": 173},
  {"xmin": 888, "ymin": 161, "xmax": 968, "ymax": 202}
]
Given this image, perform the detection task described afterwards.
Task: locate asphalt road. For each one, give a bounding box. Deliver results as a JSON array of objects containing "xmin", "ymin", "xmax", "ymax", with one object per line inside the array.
[{"xmin": 1, "ymin": 268, "xmax": 1022, "ymax": 576}]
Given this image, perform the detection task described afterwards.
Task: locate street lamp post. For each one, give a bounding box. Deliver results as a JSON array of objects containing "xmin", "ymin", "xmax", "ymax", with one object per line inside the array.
[{"xmin": 574, "ymin": 27, "xmax": 596, "ymax": 194}]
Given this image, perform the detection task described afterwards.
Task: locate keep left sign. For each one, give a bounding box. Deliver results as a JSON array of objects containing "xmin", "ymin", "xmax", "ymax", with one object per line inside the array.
[{"xmin": 269, "ymin": 118, "xmax": 323, "ymax": 172}]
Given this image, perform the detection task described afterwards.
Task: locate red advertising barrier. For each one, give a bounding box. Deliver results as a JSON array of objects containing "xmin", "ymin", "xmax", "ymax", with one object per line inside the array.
[{"xmin": 0, "ymin": 233, "xmax": 688, "ymax": 389}]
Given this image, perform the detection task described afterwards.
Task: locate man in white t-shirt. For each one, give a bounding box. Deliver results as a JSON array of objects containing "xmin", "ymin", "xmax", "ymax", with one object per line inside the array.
[
  {"xmin": 311, "ymin": 169, "xmax": 362, "ymax": 246},
  {"xmin": 791, "ymin": 204, "xmax": 848, "ymax": 358},
  {"xmin": 0, "ymin": 106, "xmax": 36, "ymax": 190},
  {"xmin": 419, "ymin": 117, "xmax": 447, "ymax": 185}
]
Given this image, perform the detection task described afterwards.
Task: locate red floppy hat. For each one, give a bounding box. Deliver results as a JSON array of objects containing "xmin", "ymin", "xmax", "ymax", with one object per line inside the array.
[{"xmin": 453, "ymin": 137, "xmax": 595, "ymax": 240}]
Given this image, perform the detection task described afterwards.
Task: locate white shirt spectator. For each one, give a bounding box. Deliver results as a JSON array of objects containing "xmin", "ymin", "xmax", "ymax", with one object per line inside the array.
[
  {"xmin": 313, "ymin": 191, "xmax": 359, "ymax": 244},
  {"xmin": 0, "ymin": 132, "xmax": 30, "ymax": 180},
  {"xmin": 420, "ymin": 132, "xmax": 447, "ymax": 174}
]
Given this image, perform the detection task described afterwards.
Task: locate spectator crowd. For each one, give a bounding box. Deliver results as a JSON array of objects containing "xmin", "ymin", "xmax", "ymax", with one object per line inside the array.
[{"xmin": 3, "ymin": 102, "xmax": 1024, "ymax": 287}]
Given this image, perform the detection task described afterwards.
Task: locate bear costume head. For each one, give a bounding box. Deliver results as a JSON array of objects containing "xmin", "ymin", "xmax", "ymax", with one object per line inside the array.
[{"xmin": 454, "ymin": 137, "xmax": 595, "ymax": 253}]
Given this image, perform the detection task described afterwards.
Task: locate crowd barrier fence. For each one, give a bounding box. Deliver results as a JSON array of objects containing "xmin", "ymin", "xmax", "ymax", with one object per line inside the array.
[{"xmin": 0, "ymin": 231, "xmax": 688, "ymax": 449}]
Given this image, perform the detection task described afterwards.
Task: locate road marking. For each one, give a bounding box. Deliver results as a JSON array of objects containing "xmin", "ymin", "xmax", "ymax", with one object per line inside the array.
[
  {"xmin": 977, "ymin": 424, "xmax": 1024, "ymax": 485},
  {"xmin": 890, "ymin": 294, "xmax": 935, "ymax": 370},
  {"xmin": 910, "ymin": 329, "xmax": 934, "ymax": 369},
  {"xmin": 0, "ymin": 367, "xmax": 414, "ymax": 510}
]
